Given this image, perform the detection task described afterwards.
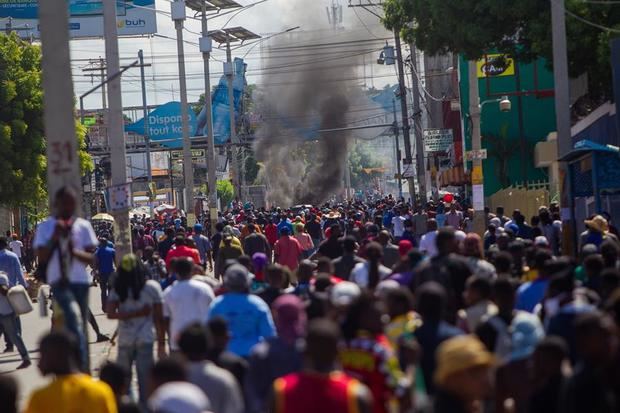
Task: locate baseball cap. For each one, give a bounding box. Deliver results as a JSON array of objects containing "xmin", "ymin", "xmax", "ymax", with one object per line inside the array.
[
  {"xmin": 148, "ymin": 381, "xmax": 210, "ymax": 413},
  {"xmin": 329, "ymin": 281, "xmax": 361, "ymax": 307}
]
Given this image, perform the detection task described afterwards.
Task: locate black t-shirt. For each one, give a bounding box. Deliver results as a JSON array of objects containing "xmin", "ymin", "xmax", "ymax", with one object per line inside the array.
[
  {"xmin": 317, "ymin": 237, "xmax": 343, "ymax": 260},
  {"xmin": 305, "ymin": 220, "xmax": 322, "ymax": 240}
]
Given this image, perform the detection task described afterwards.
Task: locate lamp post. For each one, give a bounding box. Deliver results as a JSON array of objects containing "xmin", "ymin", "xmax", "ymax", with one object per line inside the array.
[{"xmin": 171, "ymin": 0, "xmax": 195, "ymax": 225}]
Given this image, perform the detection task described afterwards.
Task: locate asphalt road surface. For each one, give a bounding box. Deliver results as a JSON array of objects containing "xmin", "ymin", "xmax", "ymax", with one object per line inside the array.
[{"xmin": 1, "ymin": 286, "xmax": 116, "ymax": 409}]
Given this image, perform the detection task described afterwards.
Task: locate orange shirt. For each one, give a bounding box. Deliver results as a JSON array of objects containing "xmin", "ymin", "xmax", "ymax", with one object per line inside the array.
[{"xmin": 165, "ymin": 245, "xmax": 201, "ymax": 269}]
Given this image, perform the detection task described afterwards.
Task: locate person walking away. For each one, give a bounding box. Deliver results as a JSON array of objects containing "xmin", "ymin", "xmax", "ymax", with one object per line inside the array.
[
  {"xmin": 191, "ymin": 224, "xmax": 213, "ymax": 272},
  {"xmin": 211, "ymin": 223, "xmax": 225, "ymax": 277},
  {"xmin": 412, "ymin": 208, "xmax": 428, "ymax": 245},
  {"xmin": 245, "ymin": 294, "xmax": 306, "ymax": 413},
  {"xmin": 293, "ymin": 223, "xmax": 314, "ymax": 258},
  {"xmin": 216, "ymin": 236, "xmax": 244, "ymax": 278},
  {"xmin": 0, "ymin": 271, "xmax": 30, "ymax": 369},
  {"xmin": 391, "ymin": 208, "xmax": 406, "ymax": 241},
  {"xmin": 162, "ymin": 258, "xmax": 215, "ymax": 352},
  {"xmin": 8, "ymin": 234, "xmax": 23, "ymax": 269},
  {"xmin": 0, "ymin": 236, "xmax": 27, "ymax": 352},
  {"xmin": 243, "ymin": 224, "xmax": 271, "ymax": 260},
  {"xmin": 418, "ymin": 219, "xmax": 438, "ymax": 258},
  {"xmin": 376, "ymin": 231, "xmax": 399, "ymax": 269},
  {"xmin": 34, "ymin": 186, "xmax": 98, "ymax": 372},
  {"xmin": 316, "ymin": 224, "xmax": 343, "ymax": 260},
  {"xmin": 433, "ymin": 335, "xmax": 495, "ymax": 413},
  {"xmin": 164, "ymin": 235, "xmax": 201, "ymax": 271},
  {"xmin": 274, "ymin": 227, "xmax": 303, "ymax": 272},
  {"xmin": 179, "ymin": 324, "xmax": 244, "ymax": 413},
  {"xmin": 95, "ymin": 236, "xmax": 115, "ymax": 313},
  {"xmin": 106, "ymin": 254, "xmax": 165, "ymax": 407},
  {"xmin": 272, "ymin": 319, "xmax": 372, "ymax": 413},
  {"xmin": 305, "ymin": 214, "xmax": 323, "ymax": 252},
  {"xmin": 157, "ymin": 227, "xmax": 175, "ymax": 260},
  {"xmin": 332, "ymin": 236, "xmax": 365, "ymax": 280},
  {"xmin": 207, "ymin": 264, "xmax": 276, "ymax": 357},
  {"xmin": 24, "ymin": 331, "xmax": 117, "ymax": 413},
  {"xmin": 350, "ymin": 242, "xmax": 391, "ymax": 290}
]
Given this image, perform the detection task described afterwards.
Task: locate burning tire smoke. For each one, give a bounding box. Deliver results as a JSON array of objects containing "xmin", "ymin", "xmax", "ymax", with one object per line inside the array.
[{"xmin": 254, "ymin": 4, "xmax": 374, "ymax": 206}]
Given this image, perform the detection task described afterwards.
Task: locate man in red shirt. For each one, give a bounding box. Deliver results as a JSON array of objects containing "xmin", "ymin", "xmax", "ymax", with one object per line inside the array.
[
  {"xmin": 264, "ymin": 218, "xmax": 279, "ymax": 248},
  {"xmin": 165, "ymin": 235, "xmax": 201, "ymax": 270},
  {"xmin": 274, "ymin": 227, "xmax": 303, "ymax": 272}
]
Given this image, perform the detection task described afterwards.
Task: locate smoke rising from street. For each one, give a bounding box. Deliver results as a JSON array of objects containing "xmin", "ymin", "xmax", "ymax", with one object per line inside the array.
[{"xmin": 253, "ymin": 1, "xmax": 374, "ymax": 206}]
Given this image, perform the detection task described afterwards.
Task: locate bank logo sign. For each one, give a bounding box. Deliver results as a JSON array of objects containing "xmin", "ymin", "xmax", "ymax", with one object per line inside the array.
[
  {"xmin": 0, "ymin": 0, "xmax": 157, "ymax": 38},
  {"xmin": 476, "ymin": 54, "xmax": 515, "ymax": 78}
]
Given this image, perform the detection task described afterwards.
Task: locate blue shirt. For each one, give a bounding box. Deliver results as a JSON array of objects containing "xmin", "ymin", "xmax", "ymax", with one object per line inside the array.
[
  {"xmin": 276, "ymin": 219, "xmax": 293, "ymax": 236},
  {"xmin": 516, "ymin": 278, "xmax": 550, "ymax": 313},
  {"xmin": 0, "ymin": 249, "xmax": 26, "ymax": 287},
  {"xmin": 207, "ymin": 293, "xmax": 276, "ymax": 357},
  {"xmin": 95, "ymin": 245, "xmax": 116, "ymax": 276}
]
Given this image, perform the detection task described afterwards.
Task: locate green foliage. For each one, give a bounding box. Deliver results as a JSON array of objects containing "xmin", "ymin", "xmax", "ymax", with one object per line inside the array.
[
  {"xmin": 382, "ymin": 0, "xmax": 620, "ymax": 100},
  {"xmin": 0, "ymin": 33, "xmax": 93, "ymax": 209},
  {"xmin": 217, "ymin": 179, "xmax": 235, "ymax": 207},
  {"xmin": 348, "ymin": 144, "xmax": 384, "ymax": 189}
]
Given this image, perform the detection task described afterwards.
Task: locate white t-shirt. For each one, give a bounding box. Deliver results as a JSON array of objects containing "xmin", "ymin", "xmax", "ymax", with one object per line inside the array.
[
  {"xmin": 9, "ymin": 240, "xmax": 23, "ymax": 258},
  {"xmin": 419, "ymin": 230, "xmax": 438, "ymax": 258},
  {"xmin": 33, "ymin": 217, "xmax": 98, "ymax": 285},
  {"xmin": 163, "ymin": 278, "xmax": 215, "ymax": 350},
  {"xmin": 392, "ymin": 216, "xmax": 406, "ymax": 238},
  {"xmin": 350, "ymin": 262, "xmax": 392, "ymax": 288}
]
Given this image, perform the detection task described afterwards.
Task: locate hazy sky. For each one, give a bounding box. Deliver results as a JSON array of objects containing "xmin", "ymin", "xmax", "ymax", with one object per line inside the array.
[{"xmin": 70, "ymin": 0, "xmax": 395, "ymax": 112}]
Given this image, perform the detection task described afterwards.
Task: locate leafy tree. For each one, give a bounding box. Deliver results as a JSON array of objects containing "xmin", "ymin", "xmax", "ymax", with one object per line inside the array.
[
  {"xmin": 217, "ymin": 179, "xmax": 235, "ymax": 207},
  {"xmin": 382, "ymin": 0, "xmax": 620, "ymax": 100},
  {"xmin": 0, "ymin": 33, "xmax": 92, "ymax": 209},
  {"xmin": 348, "ymin": 144, "xmax": 384, "ymax": 189}
]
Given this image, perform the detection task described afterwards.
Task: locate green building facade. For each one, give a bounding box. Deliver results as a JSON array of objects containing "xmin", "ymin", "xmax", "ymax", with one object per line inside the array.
[{"xmin": 459, "ymin": 54, "xmax": 557, "ymax": 197}]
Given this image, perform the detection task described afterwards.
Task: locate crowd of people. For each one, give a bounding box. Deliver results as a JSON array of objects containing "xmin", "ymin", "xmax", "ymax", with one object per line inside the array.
[{"xmin": 1, "ymin": 188, "xmax": 620, "ymax": 413}]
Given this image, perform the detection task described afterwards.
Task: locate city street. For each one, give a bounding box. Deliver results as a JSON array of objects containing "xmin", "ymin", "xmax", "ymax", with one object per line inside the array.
[{"xmin": 1, "ymin": 287, "xmax": 115, "ymax": 409}]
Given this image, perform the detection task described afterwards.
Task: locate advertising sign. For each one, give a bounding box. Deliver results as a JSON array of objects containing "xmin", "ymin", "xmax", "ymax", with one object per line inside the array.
[
  {"xmin": 0, "ymin": 0, "xmax": 157, "ymax": 38},
  {"xmin": 476, "ymin": 54, "xmax": 515, "ymax": 78},
  {"xmin": 423, "ymin": 129, "xmax": 453, "ymax": 153},
  {"xmin": 125, "ymin": 101, "xmax": 198, "ymax": 149},
  {"xmin": 465, "ymin": 149, "xmax": 488, "ymax": 161}
]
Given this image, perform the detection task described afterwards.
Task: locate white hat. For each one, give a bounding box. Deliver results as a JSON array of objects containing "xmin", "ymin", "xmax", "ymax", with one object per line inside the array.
[
  {"xmin": 329, "ymin": 281, "xmax": 361, "ymax": 307},
  {"xmin": 148, "ymin": 382, "xmax": 211, "ymax": 413},
  {"xmin": 534, "ymin": 236, "xmax": 550, "ymax": 247}
]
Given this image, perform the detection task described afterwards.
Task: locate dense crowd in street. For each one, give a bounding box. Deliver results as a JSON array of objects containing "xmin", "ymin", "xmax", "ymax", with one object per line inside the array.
[{"xmin": 0, "ymin": 187, "xmax": 619, "ymax": 413}]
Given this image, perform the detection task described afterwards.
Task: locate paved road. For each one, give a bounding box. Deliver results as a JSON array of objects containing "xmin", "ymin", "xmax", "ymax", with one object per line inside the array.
[{"xmin": 1, "ymin": 286, "xmax": 117, "ymax": 408}]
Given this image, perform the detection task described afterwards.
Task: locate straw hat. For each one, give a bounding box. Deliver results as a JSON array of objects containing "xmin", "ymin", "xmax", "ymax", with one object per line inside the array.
[
  {"xmin": 326, "ymin": 210, "xmax": 341, "ymax": 219},
  {"xmin": 585, "ymin": 215, "xmax": 609, "ymax": 233},
  {"xmin": 434, "ymin": 335, "xmax": 496, "ymax": 386}
]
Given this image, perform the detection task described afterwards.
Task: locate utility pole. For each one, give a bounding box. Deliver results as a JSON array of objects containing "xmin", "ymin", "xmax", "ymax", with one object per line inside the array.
[
  {"xmin": 199, "ymin": 1, "xmax": 219, "ymax": 232},
  {"xmin": 39, "ymin": 0, "xmax": 83, "ymax": 212},
  {"xmin": 104, "ymin": 0, "xmax": 131, "ymax": 257},
  {"xmin": 392, "ymin": 99, "xmax": 403, "ymax": 199},
  {"xmin": 468, "ymin": 61, "xmax": 486, "ymax": 235},
  {"xmin": 138, "ymin": 50, "xmax": 152, "ymax": 185},
  {"xmin": 171, "ymin": 0, "xmax": 196, "ymax": 225},
  {"xmin": 551, "ymin": 0, "xmax": 575, "ymax": 254},
  {"xmin": 225, "ymin": 34, "xmax": 241, "ymax": 200},
  {"xmin": 393, "ymin": 31, "xmax": 416, "ymax": 202},
  {"xmin": 409, "ymin": 43, "xmax": 427, "ymax": 204}
]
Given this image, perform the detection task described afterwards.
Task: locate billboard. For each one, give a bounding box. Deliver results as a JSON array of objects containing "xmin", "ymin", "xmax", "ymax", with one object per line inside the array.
[
  {"xmin": 125, "ymin": 101, "xmax": 197, "ymax": 149},
  {"xmin": 0, "ymin": 0, "xmax": 157, "ymax": 38}
]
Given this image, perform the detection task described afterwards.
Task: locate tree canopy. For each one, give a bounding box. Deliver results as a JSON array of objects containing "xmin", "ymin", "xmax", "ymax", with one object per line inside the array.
[
  {"xmin": 382, "ymin": 0, "xmax": 620, "ymax": 100},
  {"xmin": 0, "ymin": 33, "xmax": 92, "ymax": 209}
]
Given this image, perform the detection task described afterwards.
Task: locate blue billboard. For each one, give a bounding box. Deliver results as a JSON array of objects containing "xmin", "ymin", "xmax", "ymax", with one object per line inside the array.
[{"xmin": 126, "ymin": 101, "xmax": 197, "ymax": 149}]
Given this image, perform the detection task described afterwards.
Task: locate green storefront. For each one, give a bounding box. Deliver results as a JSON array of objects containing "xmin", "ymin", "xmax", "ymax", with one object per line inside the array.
[{"xmin": 459, "ymin": 54, "xmax": 557, "ymax": 197}]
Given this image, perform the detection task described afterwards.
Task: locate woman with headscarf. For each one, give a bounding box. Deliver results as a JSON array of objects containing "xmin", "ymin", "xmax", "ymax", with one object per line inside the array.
[
  {"xmin": 245, "ymin": 295, "xmax": 305, "ymax": 413},
  {"xmin": 106, "ymin": 254, "xmax": 165, "ymax": 407},
  {"xmin": 463, "ymin": 233, "xmax": 497, "ymax": 279}
]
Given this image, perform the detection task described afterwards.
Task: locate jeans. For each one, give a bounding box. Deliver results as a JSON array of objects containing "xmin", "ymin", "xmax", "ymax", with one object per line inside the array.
[
  {"xmin": 0, "ymin": 316, "xmax": 20, "ymax": 348},
  {"xmin": 0, "ymin": 313, "xmax": 29, "ymax": 361},
  {"xmin": 99, "ymin": 274, "xmax": 111, "ymax": 312},
  {"xmin": 117, "ymin": 342, "xmax": 154, "ymax": 406},
  {"xmin": 51, "ymin": 282, "xmax": 90, "ymax": 371}
]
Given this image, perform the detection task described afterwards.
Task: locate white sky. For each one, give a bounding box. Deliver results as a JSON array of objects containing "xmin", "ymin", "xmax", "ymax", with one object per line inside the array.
[{"xmin": 70, "ymin": 0, "xmax": 396, "ymax": 112}]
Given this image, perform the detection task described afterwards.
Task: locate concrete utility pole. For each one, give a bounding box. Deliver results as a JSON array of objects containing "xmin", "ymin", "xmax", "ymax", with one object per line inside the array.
[
  {"xmin": 225, "ymin": 34, "xmax": 241, "ymax": 199},
  {"xmin": 103, "ymin": 0, "xmax": 132, "ymax": 257},
  {"xmin": 409, "ymin": 43, "xmax": 427, "ymax": 204},
  {"xmin": 139, "ymin": 50, "xmax": 152, "ymax": 185},
  {"xmin": 199, "ymin": 1, "xmax": 219, "ymax": 231},
  {"xmin": 39, "ymin": 0, "xmax": 83, "ymax": 212},
  {"xmin": 468, "ymin": 61, "xmax": 486, "ymax": 235},
  {"xmin": 171, "ymin": 0, "xmax": 196, "ymax": 225},
  {"xmin": 550, "ymin": 0, "xmax": 575, "ymax": 253},
  {"xmin": 393, "ymin": 31, "xmax": 416, "ymax": 202},
  {"xmin": 392, "ymin": 99, "xmax": 403, "ymax": 199}
]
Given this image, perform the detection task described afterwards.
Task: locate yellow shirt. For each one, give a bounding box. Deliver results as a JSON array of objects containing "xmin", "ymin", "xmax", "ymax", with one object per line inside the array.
[{"xmin": 25, "ymin": 374, "xmax": 117, "ymax": 413}]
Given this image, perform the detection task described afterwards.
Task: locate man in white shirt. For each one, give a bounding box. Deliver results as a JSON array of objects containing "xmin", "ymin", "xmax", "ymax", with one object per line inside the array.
[
  {"xmin": 391, "ymin": 208, "xmax": 407, "ymax": 241},
  {"xmin": 163, "ymin": 257, "xmax": 215, "ymax": 351},
  {"xmin": 9, "ymin": 234, "xmax": 23, "ymax": 261},
  {"xmin": 34, "ymin": 186, "xmax": 98, "ymax": 371},
  {"xmin": 419, "ymin": 219, "xmax": 439, "ymax": 258}
]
